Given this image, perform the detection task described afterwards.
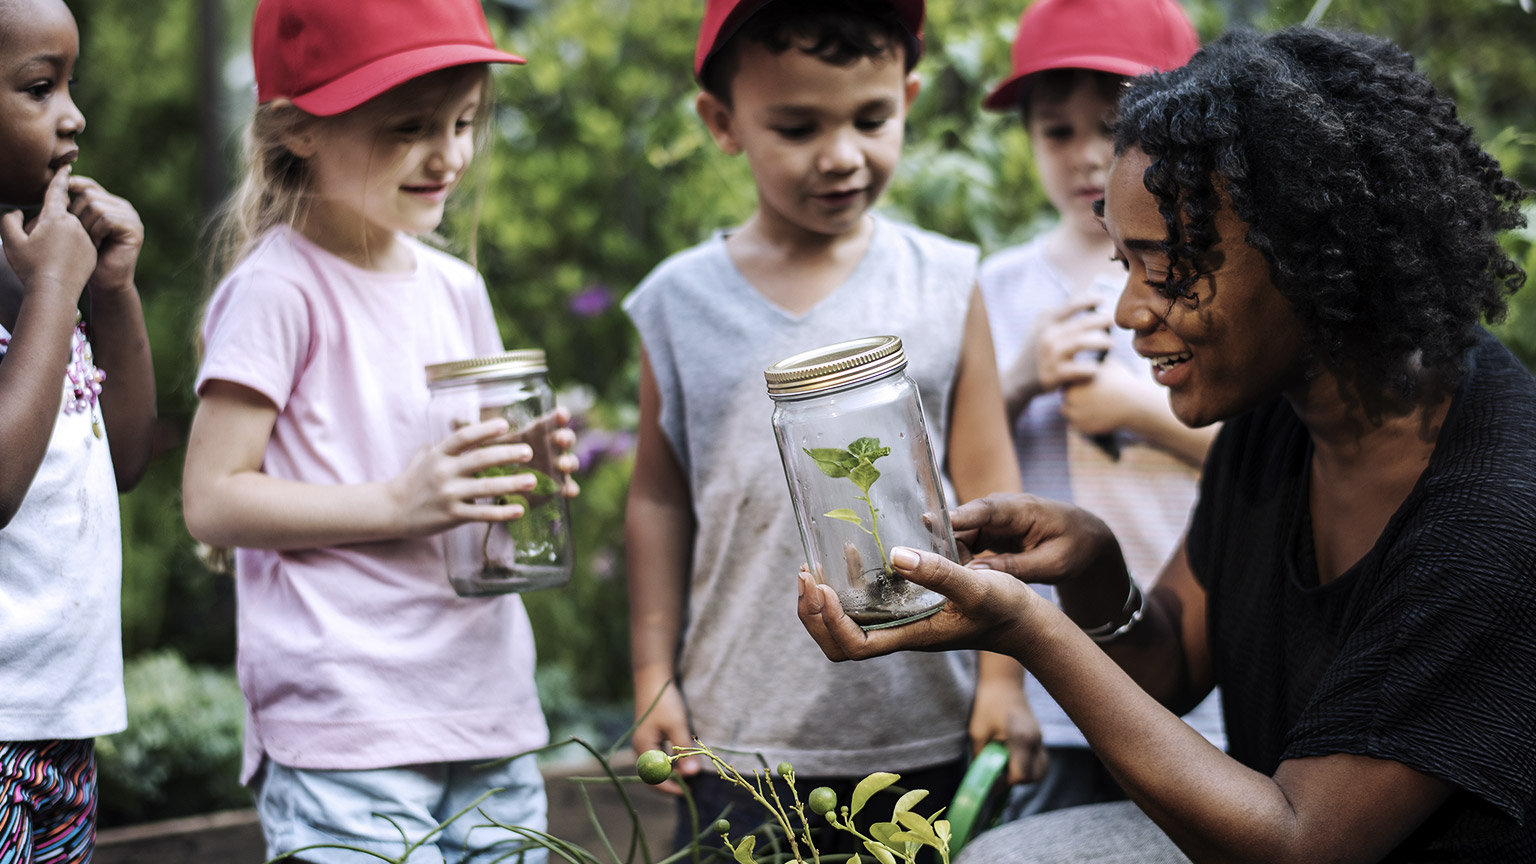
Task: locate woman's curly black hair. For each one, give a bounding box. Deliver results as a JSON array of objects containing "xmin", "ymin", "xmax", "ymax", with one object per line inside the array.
[{"xmin": 1112, "ymin": 27, "xmax": 1529, "ymax": 398}]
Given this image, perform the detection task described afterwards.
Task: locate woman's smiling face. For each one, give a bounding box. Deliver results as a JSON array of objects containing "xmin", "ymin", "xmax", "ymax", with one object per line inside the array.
[{"xmin": 1105, "ymin": 147, "xmax": 1309, "ymax": 428}]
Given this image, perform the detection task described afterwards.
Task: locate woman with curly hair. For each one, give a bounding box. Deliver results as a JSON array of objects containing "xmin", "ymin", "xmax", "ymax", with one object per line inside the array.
[{"xmin": 797, "ymin": 26, "xmax": 1534, "ymax": 863}]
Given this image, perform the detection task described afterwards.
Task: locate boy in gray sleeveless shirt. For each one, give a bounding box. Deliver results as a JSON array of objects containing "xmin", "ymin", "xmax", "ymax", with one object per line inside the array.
[{"xmin": 622, "ymin": 0, "xmax": 1041, "ymax": 848}]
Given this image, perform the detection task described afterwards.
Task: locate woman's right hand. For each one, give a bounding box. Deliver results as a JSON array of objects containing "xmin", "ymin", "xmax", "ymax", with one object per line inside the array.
[
  {"xmin": 951, "ymin": 494, "xmax": 1123, "ymax": 585},
  {"xmin": 386, "ymin": 417, "xmax": 546, "ymax": 537}
]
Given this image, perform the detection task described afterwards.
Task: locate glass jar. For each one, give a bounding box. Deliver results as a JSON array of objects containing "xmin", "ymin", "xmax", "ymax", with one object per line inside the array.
[
  {"xmin": 425, "ymin": 350, "xmax": 573, "ymax": 597},
  {"xmin": 765, "ymin": 335, "xmax": 957, "ymax": 630}
]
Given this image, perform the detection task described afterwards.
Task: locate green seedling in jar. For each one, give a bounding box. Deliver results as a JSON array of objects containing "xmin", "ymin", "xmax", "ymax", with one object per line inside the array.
[
  {"xmin": 804, "ymin": 436, "xmax": 893, "ymax": 576},
  {"xmin": 475, "ymin": 463, "xmax": 561, "ymax": 561},
  {"xmin": 453, "ymin": 418, "xmax": 564, "ymax": 578}
]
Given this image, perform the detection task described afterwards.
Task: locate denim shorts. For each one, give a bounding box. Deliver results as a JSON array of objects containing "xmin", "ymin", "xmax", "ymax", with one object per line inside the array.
[{"xmin": 255, "ymin": 753, "xmax": 548, "ymax": 864}]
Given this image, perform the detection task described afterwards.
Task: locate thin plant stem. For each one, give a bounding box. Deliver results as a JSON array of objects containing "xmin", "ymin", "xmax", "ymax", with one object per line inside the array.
[{"xmin": 859, "ymin": 491, "xmax": 891, "ymax": 574}]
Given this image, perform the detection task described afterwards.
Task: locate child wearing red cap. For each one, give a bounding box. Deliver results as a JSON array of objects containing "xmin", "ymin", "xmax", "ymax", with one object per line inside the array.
[
  {"xmin": 975, "ymin": 0, "xmax": 1223, "ymax": 820},
  {"xmin": 623, "ymin": 0, "xmax": 1037, "ymax": 849},
  {"xmin": 0, "ymin": 1, "xmax": 157, "ymax": 859},
  {"xmin": 181, "ymin": 1, "xmax": 576, "ymax": 860}
]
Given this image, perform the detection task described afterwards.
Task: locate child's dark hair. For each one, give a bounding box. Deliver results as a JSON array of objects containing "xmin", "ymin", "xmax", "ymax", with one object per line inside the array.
[
  {"xmin": 700, "ymin": 0, "xmax": 919, "ymax": 106},
  {"xmin": 1017, "ymin": 68, "xmax": 1126, "ymax": 128},
  {"xmin": 1109, "ymin": 27, "xmax": 1529, "ymax": 399}
]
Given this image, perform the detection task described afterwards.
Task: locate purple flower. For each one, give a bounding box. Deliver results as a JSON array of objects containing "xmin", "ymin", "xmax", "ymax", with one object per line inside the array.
[
  {"xmin": 574, "ymin": 428, "xmax": 636, "ymax": 469},
  {"xmin": 568, "ymin": 285, "xmax": 614, "ymax": 319}
]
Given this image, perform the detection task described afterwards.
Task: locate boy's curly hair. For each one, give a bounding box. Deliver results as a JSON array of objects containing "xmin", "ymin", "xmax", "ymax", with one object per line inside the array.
[
  {"xmin": 1112, "ymin": 27, "xmax": 1529, "ymax": 399},
  {"xmin": 700, "ymin": 0, "xmax": 919, "ymax": 106}
]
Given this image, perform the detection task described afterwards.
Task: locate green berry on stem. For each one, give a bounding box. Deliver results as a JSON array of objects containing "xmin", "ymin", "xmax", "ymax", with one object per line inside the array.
[
  {"xmin": 808, "ymin": 786, "xmax": 837, "ymax": 816},
  {"xmin": 636, "ymin": 750, "xmax": 673, "ymax": 785},
  {"xmin": 712, "ymin": 819, "xmax": 731, "ymax": 836},
  {"xmin": 776, "ymin": 761, "xmax": 794, "ymax": 779}
]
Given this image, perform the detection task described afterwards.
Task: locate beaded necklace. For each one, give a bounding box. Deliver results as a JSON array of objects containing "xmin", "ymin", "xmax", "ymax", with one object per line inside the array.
[{"xmin": 0, "ymin": 313, "xmax": 105, "ymax": 438}]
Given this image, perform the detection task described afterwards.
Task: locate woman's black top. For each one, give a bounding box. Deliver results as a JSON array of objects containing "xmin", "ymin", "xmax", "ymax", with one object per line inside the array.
[{"xmin": 1188, "ymin": 330, "xmax": 1536, "ymax": 861}]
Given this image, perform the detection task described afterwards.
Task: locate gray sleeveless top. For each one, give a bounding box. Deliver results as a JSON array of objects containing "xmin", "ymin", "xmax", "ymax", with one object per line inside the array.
[{"xmin": 624, "ymin": 215, "xmax": 979, "ymax": 774}]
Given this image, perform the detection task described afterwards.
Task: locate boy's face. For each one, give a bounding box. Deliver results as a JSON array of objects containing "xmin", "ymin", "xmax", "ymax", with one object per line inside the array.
[
  {"xmin": 1027, "ymin": 76, "xmax": 1116, "ymax": 239},
  {"xmin": 290, "ymin": 68, "xmax": 484, "ymax": 245},
  {"xmin": 698, "ymin": 40, "xmax": 918, "ymax": 240},
  {"xmin": 0, "ymin": 0, "xmax": 85, "ymax": 208}
]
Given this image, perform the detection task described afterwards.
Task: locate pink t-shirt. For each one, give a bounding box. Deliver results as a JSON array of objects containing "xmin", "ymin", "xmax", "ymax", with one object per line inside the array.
[{"xmin": 197, "ymin": 226, "xmax": 547, "ymax": 782}]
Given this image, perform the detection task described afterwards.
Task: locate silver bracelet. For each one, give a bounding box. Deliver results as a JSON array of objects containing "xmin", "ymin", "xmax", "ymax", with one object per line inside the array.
[{"xmin": 1080, "ymin": 578, "xmax": 1144, "ymax": 644}]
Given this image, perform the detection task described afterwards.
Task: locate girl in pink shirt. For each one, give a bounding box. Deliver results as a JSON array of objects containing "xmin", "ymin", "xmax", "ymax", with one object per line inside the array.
[{"xmin": 181, "ymin": 1, "xmax": 575, "ymax": 860}]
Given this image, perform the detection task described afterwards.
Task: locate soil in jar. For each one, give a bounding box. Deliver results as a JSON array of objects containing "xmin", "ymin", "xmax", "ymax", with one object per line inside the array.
[
  {"xmin": 837, "ymin": 567, "xmax": 941, "ymax": 627},
  {"xmin": 452, "ymin": 562, "xmax": 569, "ymax": 596}
]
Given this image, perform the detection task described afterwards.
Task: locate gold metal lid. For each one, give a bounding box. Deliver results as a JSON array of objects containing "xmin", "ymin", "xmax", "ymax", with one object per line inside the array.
[
  {"xmin": 425, "ymin": 350, "xmax": 547, "ymax": 385},
  {"xmin": 764, "ymin": 335, "xmax": 906, "ymax": 398}
]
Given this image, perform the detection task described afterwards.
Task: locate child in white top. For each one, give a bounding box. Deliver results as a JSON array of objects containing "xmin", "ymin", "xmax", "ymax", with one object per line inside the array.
[
  {"xmin": 180, "ymin": 1, "xmax": 575, "ymax": 861},
  {"xmin": 0, "ymin": 0, "xmax": 156, "ymax": 859}
]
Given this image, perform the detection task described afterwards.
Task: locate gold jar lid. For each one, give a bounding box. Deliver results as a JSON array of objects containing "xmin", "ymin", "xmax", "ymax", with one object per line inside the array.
[
  {"xmin": 425, "ymin": 350, "xmax": 547, "ymax": 386},
  {"xmin": 764, "ymin": 335, "xmax": 906, "ymax": 398}
]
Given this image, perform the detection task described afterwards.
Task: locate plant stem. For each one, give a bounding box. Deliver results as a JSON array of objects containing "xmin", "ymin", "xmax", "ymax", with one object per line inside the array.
[
  {"xmin": 675, "ymin": 745, "xmax": 811, "ymax": 864},
  {"xmin": 859, "ymin": 491, "xmax": 891, "ymax": 574}
]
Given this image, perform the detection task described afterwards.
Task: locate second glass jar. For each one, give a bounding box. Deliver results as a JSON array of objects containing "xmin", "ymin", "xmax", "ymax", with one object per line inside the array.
[
  {"xmin": 766, "ymin": 335, "xmax": 958, "ymax": 629},
  {"xmin": 425, "ymin": 350, "xmax": 573, "ymax": 597}
]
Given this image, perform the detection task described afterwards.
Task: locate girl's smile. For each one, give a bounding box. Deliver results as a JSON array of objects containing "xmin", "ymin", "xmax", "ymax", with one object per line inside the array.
[{"xmin": 292, "ymin": 66, "xmax": 486, "ymax": 270}]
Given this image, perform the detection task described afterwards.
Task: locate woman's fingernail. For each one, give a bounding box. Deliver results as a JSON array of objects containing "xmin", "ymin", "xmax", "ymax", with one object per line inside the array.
[{"xmin": 891, "ymin": 547, "xmax": 919, "ymax": 569}]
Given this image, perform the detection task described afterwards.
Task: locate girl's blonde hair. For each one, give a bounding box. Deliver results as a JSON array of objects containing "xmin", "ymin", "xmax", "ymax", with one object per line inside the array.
[{"xmin": 209, "ymin": 64, "xmax": 496, "ymax": 284}]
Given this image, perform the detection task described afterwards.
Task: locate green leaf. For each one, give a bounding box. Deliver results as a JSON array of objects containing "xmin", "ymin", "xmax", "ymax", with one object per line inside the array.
[
  {"xmin": 732, "ymin": 835, "xmax": 757, "ymax": 864},
  {"xmin": 894, "ymin": 811, "xmax": 940, "ymax": 846},
  {"xmin": 804, "ymin": 447, "xmax": 857, "ymax": 478},
  {"xmin": 848, "ymin": 437, "xmax": 890, "ymax": 461},
  {"xmin": 893, "ymin": 789, "xmax": 928, "ymax": 816},
  {"xmin": 475, "ymin": 465, "xmax": 559, "ymax": 497},
  {"xmin": 823, "ymin": 508, "xmax": 865, "ymax": 528},
  {"xmin": 521, "ymin": 468, "xmax": 560, "ymax": 496},
  {"xmin": 849, "ymin": 461, "xmax": 881, "ymax": 494},
  {"xmin": 935, "ymin": 820, "xmax": 951, "ymax": 846},
  {"xmin": 863, "ymin": 841, "xmax": 897, "ymax": 864},
  {"xmin": 851, "ymin": 772, "xmax": 899, "ymax": 817},
  {"xmin": 870, "ymin": 823, "xmax": 900, "ymax": 846}
]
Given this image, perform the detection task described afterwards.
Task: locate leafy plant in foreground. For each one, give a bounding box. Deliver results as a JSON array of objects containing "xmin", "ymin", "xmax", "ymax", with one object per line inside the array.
[
  {"xmin": 803, "ymin": 437, "xmax": 894, "ymax": 576},
  {"xmin": 639, "ymin": 743, "xmax": 952, "ymax": 864}
]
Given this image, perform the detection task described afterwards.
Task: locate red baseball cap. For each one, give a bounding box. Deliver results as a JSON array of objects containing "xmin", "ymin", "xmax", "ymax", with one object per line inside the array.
[
  {"xmin": 253, "ymin": 0, "xmax": 526, "ymax": 117},
  {"xmin": 983, "ymin": 0, "xmax": 1198, "ymax": 112},
  {"xmin": 694, "ymin": 0, "xmax": 926, "ymax": 80}
]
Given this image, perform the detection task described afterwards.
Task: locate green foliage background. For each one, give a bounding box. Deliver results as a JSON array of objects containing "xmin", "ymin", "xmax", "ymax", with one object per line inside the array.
[{"xmin": 50, "ymin": 0, "xmax": 1535, "ymax": 822}]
